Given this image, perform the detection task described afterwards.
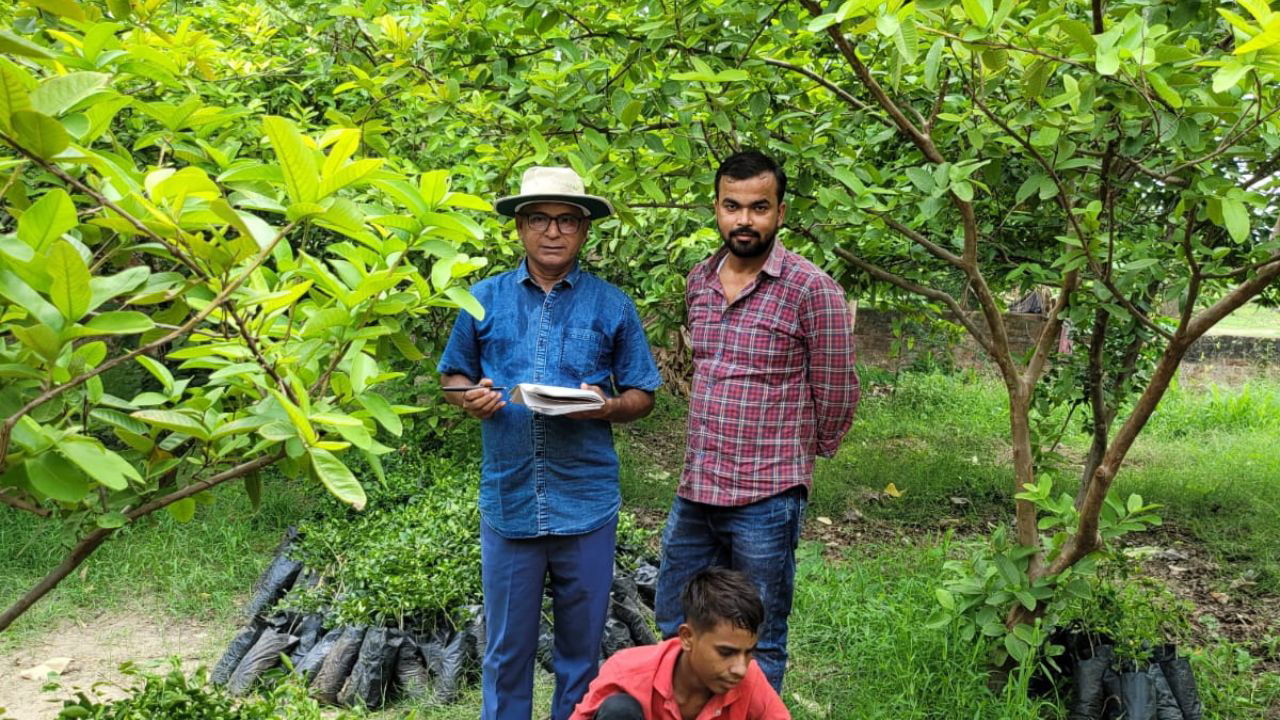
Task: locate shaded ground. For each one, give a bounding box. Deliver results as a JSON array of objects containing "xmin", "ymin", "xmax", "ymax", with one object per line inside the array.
[{"xmin": 0, "ymin": 606, "xmax": 225, "ymax": 720}]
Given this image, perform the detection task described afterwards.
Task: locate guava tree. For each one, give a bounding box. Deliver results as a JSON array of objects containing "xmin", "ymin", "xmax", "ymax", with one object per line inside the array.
[
  {"xmin": 313, "ymin": 0, "xmax": 1280, "ymax": 659},
  {"xmin": 0, "ymin": 1, "xmax": 490, "ymax": 632}
]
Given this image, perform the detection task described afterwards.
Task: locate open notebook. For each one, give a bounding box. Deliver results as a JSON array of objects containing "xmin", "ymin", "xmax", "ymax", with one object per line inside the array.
[{"xmin": 509, "ymin": 383, "xmax": 605, "ymax": 416}]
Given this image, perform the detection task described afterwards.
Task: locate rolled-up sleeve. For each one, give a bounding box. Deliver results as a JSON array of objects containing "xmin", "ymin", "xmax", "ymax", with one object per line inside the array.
[
  {"xmin": 436, "ymin": 307, "xmax": 481, "ymax": 380},
  {"xmin": 610, "ymin": 296, "xmax": 662, "ymax": 393},
  {"xmin": 801, "ymin": 277, "xmax": 859, "ymax": 457}
]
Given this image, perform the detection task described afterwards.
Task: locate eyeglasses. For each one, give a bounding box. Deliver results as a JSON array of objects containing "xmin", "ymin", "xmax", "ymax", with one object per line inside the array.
[{"xmin": 519, "ymin": 212, "xmax": 585, "ymax": 234}]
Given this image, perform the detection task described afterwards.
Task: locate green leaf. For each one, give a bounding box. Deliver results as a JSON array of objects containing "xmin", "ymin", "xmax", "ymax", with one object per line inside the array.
[
  {"xmin": 27, "ymin": 452, "xmax": 90, "ymax": 502},
  {"xmin": 19, "ymin": 188, "xmax": 77, "ymax": 252},
  {"xmin": 96, "ymin": 511, "xmax": 128, "ymax": 529},
  {"xmin": 420, "ymin": 211, "xmax": 483, "ymax": 243},
  {"xmin": 417, "ymin": 169, "xmax": 449, "ymax": 208},
  {"xmin": 1212, "ymin": 61, "xmax": 1250, "ymax": 94},
  {"xmin": 440, "ymin": 191, "xmax": 493, "ymax": 212},
  {"xmin": 1235, "ymin": 24, "xmax": 1280, "ymax": 54},
  {"xmin": 48, "ymin": 240, "xmax": 92, "ymax": 322},
  {"xmin": 1016, "ymin": 174, "xmax": 1044, "ymax": 203},
  {"xmin": 444, "ymin": 285, "xmax": 485, "ymax": 321},
  {"xmin": 88, "ymin": 266, "xmax": 149, "ymax": 311},
  {"xmin": 270, "ymin": 388, "xmax": 318, "ymax": 445},
  {"xmin": 895, "ymin": 20, "xmax": 919, "ymax": 63},
  {"xmin": 1221, "ymin": 198, "xmax": 1250, "ymax": 243},
  {"xmin": 261, "ymin": 115, "xmax": 319, "ymax": 205},
  {"xmin": 11, "ymin": 109, "xmax": 69, "ymax": 158},
  {"xmin": 135, "ymin": 355, "xmax": 175, "ymax": 396},
  {"xmin": 620, "ymin": 99, "xmax": 643, "ymax": 126},
  {"xmin": 935, "ymin": 588, "xmax": 956, "ymax": 610},
  {"xmin": 1145, "ymin": 71, "xmax": 1182, "ymax": 109},
  {"xmin": 320, "ymin": 158, "xmax": 382, "ymax": 197},
  {"xmin": 960, "ymin": 0, "xmax": 991, "ymax": 27},
  {"xmin": 0, "ymin": 267, "xmax": 63, "ymax": 328},
  {"xmin": 29, "ymin": 72, "xmax": 109, "ymax": 117},
  {"xmin": 924, "ymin": 38, "xmax": 944, "ymax": 90},
  {"xmin": 358, "ymin": 391, "xmax": 402, "ymax": 436},
  {"xmin": 1004, "ymin": 633, "xmax": 1029, "ymax": 663},
  {"xmin": 244, "ymin": 472, "xmax": 262, "ymax": 510},
  {"xmin": 0, "ymin": 31, "xmax": 55, "ymax": 60},
  {"xmin": 1095, "ymin": 47, "xmax": 1120, "ymax": 76},
  {"xmin": 24, "ymin": 0, "xmax": 87, "ymax": 20},
  {"xmin": 0, "ymin": 63, "xmax": 32, "ymax": 132},
  {"xmin": 131, "ymin": 410, "xmax": 210, "ymax": 441},
  {"xmin": 57, "ymin": 436, "xmax": 140, "ymax": 490},
  {"xmin": 905, "ymin": 167, "xmax": 935, "ymax": 193},
  {"xmin": 77, "ymin": 311, "xmax": 155, "ymax": 336},
  {"xmin": 167, "ymin": 497, "xmax": 196, "ymax": 523},
  {"xmin": 308, "ymin": 446, "xmax": 367, "ymax": 510}
]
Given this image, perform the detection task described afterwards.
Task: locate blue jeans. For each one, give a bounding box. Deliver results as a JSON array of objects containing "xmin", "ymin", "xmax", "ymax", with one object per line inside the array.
[
  {"xmin": 654, "ymin": 487, "xmax": 806, "ymax": 692},
  {"xmin": 480, "ymin": 518, "xmax": 617, "ymax": 720}
]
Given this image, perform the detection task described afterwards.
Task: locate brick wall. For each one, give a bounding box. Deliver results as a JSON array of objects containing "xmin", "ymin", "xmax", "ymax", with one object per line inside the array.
[{"xmin": 853, "ymin": 306, "xmax": 1280, "ymax": 370}]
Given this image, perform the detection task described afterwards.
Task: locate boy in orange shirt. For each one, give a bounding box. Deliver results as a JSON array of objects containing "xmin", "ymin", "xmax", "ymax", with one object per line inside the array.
[{"xmin": 570, "ymin": 568, "xmax": 791, "ymax": 720}]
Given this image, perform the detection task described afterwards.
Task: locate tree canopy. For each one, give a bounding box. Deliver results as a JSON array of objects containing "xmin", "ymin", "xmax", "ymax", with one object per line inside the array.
[{"xmin": 2, "ymin": 0, "xmax": 1279, "ymax": 662}]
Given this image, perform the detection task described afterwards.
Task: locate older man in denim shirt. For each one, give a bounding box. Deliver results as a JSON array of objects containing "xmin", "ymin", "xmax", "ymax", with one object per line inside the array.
[{"xmin": 439, "ymin": 167, "xmax": 662, "ymax": 720}]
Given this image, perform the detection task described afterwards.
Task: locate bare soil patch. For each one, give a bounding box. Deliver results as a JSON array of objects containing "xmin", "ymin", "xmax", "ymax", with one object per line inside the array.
[
  {"xmin": 1134, "ymin": 529, "xmax": 1280, "ymax": 673},
  {"xmin": 0, "ymin": 607, "xmax": 224, "ymax": 720}
]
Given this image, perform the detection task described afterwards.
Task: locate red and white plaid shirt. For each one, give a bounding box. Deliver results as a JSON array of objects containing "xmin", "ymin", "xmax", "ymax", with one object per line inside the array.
[{"xmin": 680, "ymin": 241, "xmax": 859, "ymax": 507}]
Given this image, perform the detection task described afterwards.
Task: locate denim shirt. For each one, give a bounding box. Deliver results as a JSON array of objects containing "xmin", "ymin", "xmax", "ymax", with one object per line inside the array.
[{"xmin": 437, "ymin": 260, "xmax": 661, "ymax": 539}]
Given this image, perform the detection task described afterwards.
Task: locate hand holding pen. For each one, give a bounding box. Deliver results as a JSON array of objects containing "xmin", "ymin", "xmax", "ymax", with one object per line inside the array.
[{"xmin": 442, "ymin": 377, "xmax": 506, "ymax": 420}]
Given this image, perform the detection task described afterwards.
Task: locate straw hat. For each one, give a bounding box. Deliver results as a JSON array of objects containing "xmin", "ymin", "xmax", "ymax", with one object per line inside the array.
[{"xmin": 494, "ymin": 166, "xmax": 614, "ymax": 218}]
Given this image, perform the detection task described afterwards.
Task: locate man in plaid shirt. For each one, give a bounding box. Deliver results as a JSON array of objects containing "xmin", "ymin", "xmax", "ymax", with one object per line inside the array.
[{"xmin": 655, "ymin": 150, "xmax": 860, "ymax": 692}]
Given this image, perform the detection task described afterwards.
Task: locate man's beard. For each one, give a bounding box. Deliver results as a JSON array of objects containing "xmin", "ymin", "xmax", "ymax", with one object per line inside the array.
[{"xmin": 722, "ymin": 227, "xmax": 776, "ymax": 258}]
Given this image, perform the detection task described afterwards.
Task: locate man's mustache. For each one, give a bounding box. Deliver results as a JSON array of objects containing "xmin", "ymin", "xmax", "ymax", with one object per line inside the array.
[{"xmin": 730, "ymin": 228, "xmax": 761, "ymax": 240}]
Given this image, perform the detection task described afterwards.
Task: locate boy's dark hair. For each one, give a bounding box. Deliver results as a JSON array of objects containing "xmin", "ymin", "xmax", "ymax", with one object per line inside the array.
[
  {"xmin": 681, "ymin": 567, "xmax": 764, "ymax": 634},
  {"xmin": 714, "ymin": 150, "xmax": 787, "ymax": 203}
]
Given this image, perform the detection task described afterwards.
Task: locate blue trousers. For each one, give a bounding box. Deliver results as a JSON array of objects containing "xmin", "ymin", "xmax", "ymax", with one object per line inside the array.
[
  {"xmin": 654, "ymin": 487, "xmax": 806, "ymax": 692},
  {"xmin": 480, "ymin": 517, "xmax": 617, "ymax": 720}
]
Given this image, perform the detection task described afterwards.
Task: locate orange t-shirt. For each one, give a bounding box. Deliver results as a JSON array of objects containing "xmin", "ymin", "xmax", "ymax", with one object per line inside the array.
[{"xmin": 570, "ymin": 638, "xmax": 791, "ymax": 720}]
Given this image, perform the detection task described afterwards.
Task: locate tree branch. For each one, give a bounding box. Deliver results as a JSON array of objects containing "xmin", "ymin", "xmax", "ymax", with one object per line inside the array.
[
  {"xmin": 862, "ymin": 209, "xmax": 965, "ymax": 268},
  {"xmin": 0, "ymin": 133, "xmax": 207, "ymax": 279},
  {"xmin": 760, "ymin": 57, "xmax": 873, "ymax": 114},
  {"xmin": 0, "ymin": 491, "xmax": 50, "ymax": 517},
  {"xmin": 830, "ymin": 245, "xmax": 997, "ymax": 358},
  {"xmin": 0, "ymin": 222, "xmax": 298, "ymax": 469},
  {"xmin": 0, "ymin": 451, "xmax": 283, "ymax": 633}
]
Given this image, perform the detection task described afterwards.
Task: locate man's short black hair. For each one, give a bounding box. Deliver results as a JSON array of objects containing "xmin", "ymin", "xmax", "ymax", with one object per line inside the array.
[
  {"xmin": 681, "ymin": 567, "xmax": 764, "ymax": 634},
  {"xmin": 714, "ymin": 150, "xmax": 787, "ymax": 204}
]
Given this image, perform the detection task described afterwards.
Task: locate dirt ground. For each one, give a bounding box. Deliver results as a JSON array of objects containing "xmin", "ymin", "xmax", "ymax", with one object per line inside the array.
[{"xmin": 0, "ymin": 608, "xmax": 223, "ymax": 720}]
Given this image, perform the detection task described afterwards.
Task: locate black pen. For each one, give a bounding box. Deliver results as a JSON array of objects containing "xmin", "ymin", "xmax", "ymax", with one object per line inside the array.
[{"xmin": 442, "ymin": 385, "xmax": 507, "ymax": 392}]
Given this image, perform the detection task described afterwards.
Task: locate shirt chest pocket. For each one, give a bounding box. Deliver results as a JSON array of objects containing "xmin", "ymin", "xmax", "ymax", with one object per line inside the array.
[{"xmin": 560, "ymin": 326, "xmax": 607, "ymax": 378}]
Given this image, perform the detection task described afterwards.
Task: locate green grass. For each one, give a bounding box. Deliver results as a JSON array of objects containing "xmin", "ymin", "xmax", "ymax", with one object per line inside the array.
[
  {"xmin": 1205, "ymin": 302, "xmax": 1280, "ymax": 338},
  {"xmin": 0, "ymin": 473, "xmax": 315, "ymax": 652},
  {"xmin": 4, "ymin": 369, "xmax": 1279, "ymax": 717},
  {"xmin": 379, "ymin": 541, "xmax": 1280, "ymax": 719}
]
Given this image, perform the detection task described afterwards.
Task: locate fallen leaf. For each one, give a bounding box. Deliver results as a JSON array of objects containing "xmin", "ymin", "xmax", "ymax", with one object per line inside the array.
[
  {"xmin": 789, "ymin": 692, "xmax": 827, "ymax": 718},
  {"xmin": 884, "ymin": 482, "xmax": 903, "ymax": 498},
  {"xmin": 843, "ymin": 508, "xmax": 865, "ymax": 523},
  {"xmin": 949, "ymin": 496, "xmax": 970, "ymax": 506},
  {"xmin": 19, "ymin": 657, "xmax": 72, "ymax": 681},
  {"xmin": 816, "ymin": 516, "xmax": 833, "ymax": 526},
  {"xmin": 1210, "ymin": 592, "xmax": 1231, "ymax": 604}
]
